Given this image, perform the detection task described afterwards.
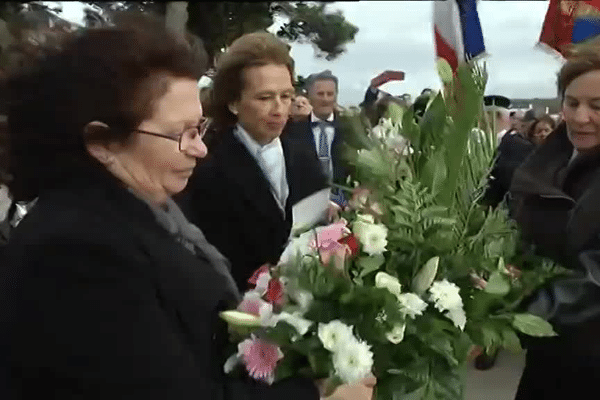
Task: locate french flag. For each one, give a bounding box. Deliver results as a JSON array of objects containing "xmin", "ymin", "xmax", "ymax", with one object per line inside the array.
[{"xmin": 434, "ymin": 0, "xmax": 486, "ymax": 71}]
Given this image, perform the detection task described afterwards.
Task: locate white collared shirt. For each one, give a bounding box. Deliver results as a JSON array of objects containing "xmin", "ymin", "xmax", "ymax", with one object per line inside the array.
[
  {"xmin": 233, "ymin": 124, "xmax": 289, "ymax": 211},
  {"xmin": 310, "ymin": 111, "xmax": 335, "ymax": 177}
]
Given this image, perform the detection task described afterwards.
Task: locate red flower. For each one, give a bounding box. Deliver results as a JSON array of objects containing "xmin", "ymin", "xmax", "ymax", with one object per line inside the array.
[
  {"xmin": 248, "ymin": 264, "xmax": 271, "ymax": 286},
  {"xmin": 339, "ymin": 234, "xmax": 360, "ymax": 257},
  {"xmin": 505, "ymin": 264, "xmax": 522, "ymax": 280},
  {"xmin": 265, "ymin": 278, "xmax": 285, "ymax": 306}
]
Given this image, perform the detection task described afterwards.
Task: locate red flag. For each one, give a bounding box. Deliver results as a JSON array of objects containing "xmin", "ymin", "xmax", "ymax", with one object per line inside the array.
[
  {"xmin": 539, "ymin": 0, "xmax": 575, "ymax": 55},
  {"xmin": 539, "ymin": 0, "xmax": 600, "ymax": 56}
]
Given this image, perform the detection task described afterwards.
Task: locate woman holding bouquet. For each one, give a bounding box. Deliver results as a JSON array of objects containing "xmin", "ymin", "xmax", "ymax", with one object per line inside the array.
[
  {"xmin": 177, "ymin": 32, "xmax": 328, "ymax": 291},
  {"xmin": 0, "ymin": 15, "xmax": 319, "ymax": 400},
  {"xmin": 510, "ymin": 40, "xmax": 600, "ymax": 399}
]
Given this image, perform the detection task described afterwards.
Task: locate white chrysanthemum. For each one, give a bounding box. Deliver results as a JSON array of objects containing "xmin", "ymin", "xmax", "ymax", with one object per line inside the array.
[
  {"xmin": 356, "ymin": 223, "xmax": 388, "ymax": 256},
  {"xmin": 386, "ymin": 323, "xmax": 406, "ymax": 344},
  {"xmin": 429, "ymin": 279, "xmax": 463, "ymax": 312},
  {"xmin": 386, "ymin": 135, "xmax": 409, "ymax": 153},
  {"xmin": 397, "ymin": 292, "xmax": 428, "ymax": 319},
  {"xmin": 332, "ymin": 338, "xmax": 374, "ymax": 384},
  {"xmin": 352, "ymin": 214, "xmax": 376, "ymax": 237},
  {"xmin": 446, "ymin": 307, "xmax": 467, "ymax": 331},
  {"xmin": 318, "ymin": 320, "xmax": 355, "ymax": 351},
  {"xmin": 375, "ymin": 272, "xmax": 402, "ymax": 298},
  {"xmin": 371, "ymin": 125, "xmax": 385, "ymax": 139}
]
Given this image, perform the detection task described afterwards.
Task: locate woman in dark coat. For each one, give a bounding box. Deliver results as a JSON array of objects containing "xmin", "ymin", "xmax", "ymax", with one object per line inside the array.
[
  {"xmin": 177, "ymin": 32, "xmax": 328, "ymax": 291},
  {"xmin": 510, "ymin": 40, "xmax": 600, "ymax": 399},
  {"xmin": 0, "ymin": 16, "xmax": 319, "ymax": 400}
]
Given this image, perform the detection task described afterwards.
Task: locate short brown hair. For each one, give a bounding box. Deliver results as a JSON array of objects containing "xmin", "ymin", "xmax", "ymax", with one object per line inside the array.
[
  {"xmin": 527, "ymin": 114, "xmax": 557, "ymax": 142},
  {"xmin": 558, "ymin": 38, "xmax": 600, "ymax": 98},
  {"xmin": 211, "ymin": 32, "xmax": 294, "ymax": 128},
  {"xmin": 4, "ymin": 12, "xmax": 207, "ymax": 201}
]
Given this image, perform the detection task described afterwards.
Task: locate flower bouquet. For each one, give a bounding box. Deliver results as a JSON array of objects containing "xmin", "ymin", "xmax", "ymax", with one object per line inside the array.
[{"xmin": 220, "ymin": 63, "xmax": 566, "ymax": 399}]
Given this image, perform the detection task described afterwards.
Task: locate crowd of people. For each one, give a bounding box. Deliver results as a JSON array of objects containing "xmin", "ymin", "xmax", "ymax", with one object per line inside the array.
[{"xmin": 0, "ymin": 9, "xmax": 600, "ymax": 400}]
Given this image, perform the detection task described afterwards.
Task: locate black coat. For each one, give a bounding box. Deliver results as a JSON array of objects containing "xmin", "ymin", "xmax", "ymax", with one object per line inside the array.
[
  {"xmin": 0, "ymin": 165, "xmax": 319, "ymax": 400},
  {"xmin": 510, "ymin": 123, "xmax": 600, "ymax": 354},
  {"xmin": 177, "ymin": 128, "xmax": 327, "ymax": 291},
  {"xmin": 483, "ymin": 130, "xmax": 535, "ymax": 208},
  {"xmin": 284, "ymin": 115, "xmax": 349, "ymax": 185}
]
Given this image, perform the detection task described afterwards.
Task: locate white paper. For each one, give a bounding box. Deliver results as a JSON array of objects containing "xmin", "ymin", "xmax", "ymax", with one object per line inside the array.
[{"xmin": 291, "ymin": 187, "xmax": 331, "ymax": 234}]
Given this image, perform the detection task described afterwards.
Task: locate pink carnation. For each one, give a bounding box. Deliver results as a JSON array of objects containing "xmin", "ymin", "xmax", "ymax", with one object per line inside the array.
[
  {"xmin": 349, "ymin": 187, "xmax": 371, "ymax": 210},
  {"xmin": 312, "ymin": 220, "xmax": 349, "ymax": 248},
  {"xmin": 237, "ymin": 292, "xmax": 271, "ymax": 316},
  {"xmin": 238, "ymin": 336, "xmax": 284, "ymax": 384},
  {"xmin": 319, "ymin": 240, "xmax": 351, "ymax": 272}
]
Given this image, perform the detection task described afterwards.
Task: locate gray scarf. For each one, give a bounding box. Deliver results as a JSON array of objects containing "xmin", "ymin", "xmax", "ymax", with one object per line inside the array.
[{"xmin": 131, "ymin": 190, "xmax": 241, "ymax": 302}]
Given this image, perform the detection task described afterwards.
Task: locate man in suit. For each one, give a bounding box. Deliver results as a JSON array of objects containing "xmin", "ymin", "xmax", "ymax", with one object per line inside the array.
[
  {"xmin": 285, "ymin": 71, "xmax": 349, "ymax": 189},
  {"xmin": 178, "ymin": 32, "xmax": 328, "ymax": 291}
]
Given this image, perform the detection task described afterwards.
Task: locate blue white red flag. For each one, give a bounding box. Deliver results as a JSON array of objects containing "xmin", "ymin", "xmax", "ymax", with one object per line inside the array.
[
  {"xmin": 539, "ymin": 0, "xmax": 600, "ymax": 57},
  {"xmin": 433, "ymin": 0, "xmax": 486, "ymax": 71}
]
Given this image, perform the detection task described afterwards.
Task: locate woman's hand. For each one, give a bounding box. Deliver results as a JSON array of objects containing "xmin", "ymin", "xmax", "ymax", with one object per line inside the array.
[
  {"xmin": 317, "ymin": 374, "xmax": 377, "ymax": 400},
  {"xmin": 327, "ymin": 201, "xmax": 342, "ymax": 223}
]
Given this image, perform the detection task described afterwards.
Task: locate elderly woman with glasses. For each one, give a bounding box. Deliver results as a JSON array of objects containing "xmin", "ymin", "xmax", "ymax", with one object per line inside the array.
[{"xmin": 0, "ymin": 15, "xmax": 320, "ymax": 400}]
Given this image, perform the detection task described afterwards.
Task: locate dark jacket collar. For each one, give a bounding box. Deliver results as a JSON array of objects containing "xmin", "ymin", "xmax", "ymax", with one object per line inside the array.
[
  {"xmin": 212, "ymin": 127, "xmax": 294, "ymax": 222},
  {"xmin": 510, "ymin": 123, "xmax": 574, "ymax": 199},
  {"xmin": 511, "ymin": 123, "xmax": 600, "ymax": 252}
]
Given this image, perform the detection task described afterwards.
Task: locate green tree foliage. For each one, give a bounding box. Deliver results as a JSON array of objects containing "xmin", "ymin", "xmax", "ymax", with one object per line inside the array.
[{"xmin": 186, "ymin": 2, "xmax": 358, "ymax": 65}]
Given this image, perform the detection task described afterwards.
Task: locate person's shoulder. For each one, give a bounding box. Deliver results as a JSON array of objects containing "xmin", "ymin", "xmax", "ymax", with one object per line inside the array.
[{"xmin": 12, "ymin": 190, "xmax": 140, "ymax": 251}]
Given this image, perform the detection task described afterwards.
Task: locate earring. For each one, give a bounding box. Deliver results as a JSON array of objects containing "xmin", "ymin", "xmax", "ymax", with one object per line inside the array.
[{"xmin": 228, "ymin": 105, "xmax": 238, "ymax": 115}]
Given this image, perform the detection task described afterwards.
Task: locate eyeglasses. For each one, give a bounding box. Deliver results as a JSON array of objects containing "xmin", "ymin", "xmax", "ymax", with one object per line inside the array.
[{"xmin": 133, "ymin": 117, "xmax": 209, "ymax": 152}]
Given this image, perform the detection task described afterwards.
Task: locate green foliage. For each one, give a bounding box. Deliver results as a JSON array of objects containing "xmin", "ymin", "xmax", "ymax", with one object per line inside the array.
[
  {"xmin": 275, "ymin": 2, "xmax": 359, "ymax": 61},
  {"xmin": 186, "ymin": 1, "xmax": 358, "ymax": 64}
]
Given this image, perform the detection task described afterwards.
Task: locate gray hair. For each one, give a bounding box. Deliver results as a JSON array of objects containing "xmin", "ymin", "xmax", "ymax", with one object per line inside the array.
[{"xmin": 304, "ymin": 70, "xmax": 339, "ymax": 93}]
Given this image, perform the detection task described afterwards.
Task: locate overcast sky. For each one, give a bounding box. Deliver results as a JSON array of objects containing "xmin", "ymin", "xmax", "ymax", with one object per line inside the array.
[
  {"xmin": 280, "ymin": 0, "xmax": 564, "ymax": 106},
  {"xmin": 53, "ymin": 1, "xmax": 564, "ymax": 106}
]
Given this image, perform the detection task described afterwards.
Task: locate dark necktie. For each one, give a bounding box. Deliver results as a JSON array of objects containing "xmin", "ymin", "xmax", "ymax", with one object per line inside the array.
[{"xmin": 312, "ymin": 120, "xmax": 333, "ymax": 182}]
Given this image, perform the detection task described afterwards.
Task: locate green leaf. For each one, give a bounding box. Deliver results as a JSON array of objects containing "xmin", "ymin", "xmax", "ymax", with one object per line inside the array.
[
  {"xmin": 484, "ymin": 271, "xmax": 511, "ymax": 296},
  {"xmin": 502, "ymin": 328, "xmax": 523, "ymax": 353},
  {"xmin": 307, "ymin": 349, "xmax": 333, "ymax": 377},
  {"xmin": 512, "ymin": 313, "xmax": 558, "ymax": 337},
  {"xmin": 387, "ymin": 102, "xmax": 405, "ymax": 125},
  {"xmin": 437, "ymin": 58, "xmax": 453, "ymax": 84},
  {"xmin": 429, "ymin": 336, "xmax": 459, "ymax": 366},
  {"xmin": 356, "ymin": 147, "xmax": 391, "ymax": 178},
  {"xmin": 481, "ymin": 325, "xmax": 501, "ymax": 350},
  {"xmin": 358, "ymin": 254, "xmax": 386, "ymax": 277},
  {"xmin": 402, "ymin": 384, "xmax": 428, "ymax": 400},
  {"xmin": 412, "ymin": 256, "xmax": 440, "ymax": 296},
  {"xmin": 421, "ymin": 150, "xmax": 448, "ymax": 196}
]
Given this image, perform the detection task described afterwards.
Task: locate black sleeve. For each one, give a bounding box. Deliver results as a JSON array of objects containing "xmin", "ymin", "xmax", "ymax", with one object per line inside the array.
[
  {"xmin": 6, "ymin": 239, "xmax": 210, "ymax": 400},
  {"xmin": 526, "ymin": 248, "xmax": 600, "ymax": 327},
  {"xmin": 361, "ymin": 86, "xmax": 379, "ymax": 108}
]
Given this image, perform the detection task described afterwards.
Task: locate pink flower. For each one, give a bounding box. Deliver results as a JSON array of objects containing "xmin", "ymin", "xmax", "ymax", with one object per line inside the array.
[
  {"xmin": 367, "ymin": 201, "xmax": 385, "ymax": 216},
  {"xmin": 504, "ymin": 264, "xmax": 522, "ymax": 280},
  {"xmin": 237, "ymin": 292, "xmax": 272, "ymax": 316},
  {"xmin": 248, "ymin": 264, "xmax": 271, "ymax": 286},
  {"xmin": 238, "ymin": 335, "xmax": 284, "ymax": 384},
  {"xmin": 469, "ymin": 272, "xmax": 487, "ymax": 290},
  {"xmin": 312, "ymin": 220, "xmax": 349, "ymax": 248},
  {"xmin": 319, "ymin": 240, "xmax": 351, "ymax": 271},
  {"xmin": 349, "ymin": 187, "xmax": 371, "ymax": 210}
]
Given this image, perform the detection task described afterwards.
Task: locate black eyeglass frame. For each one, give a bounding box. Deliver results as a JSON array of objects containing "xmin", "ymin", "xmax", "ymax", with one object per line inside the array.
[{"xmin": 133, "ymin": 117, "xmax": 209, "ymax": 151}]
